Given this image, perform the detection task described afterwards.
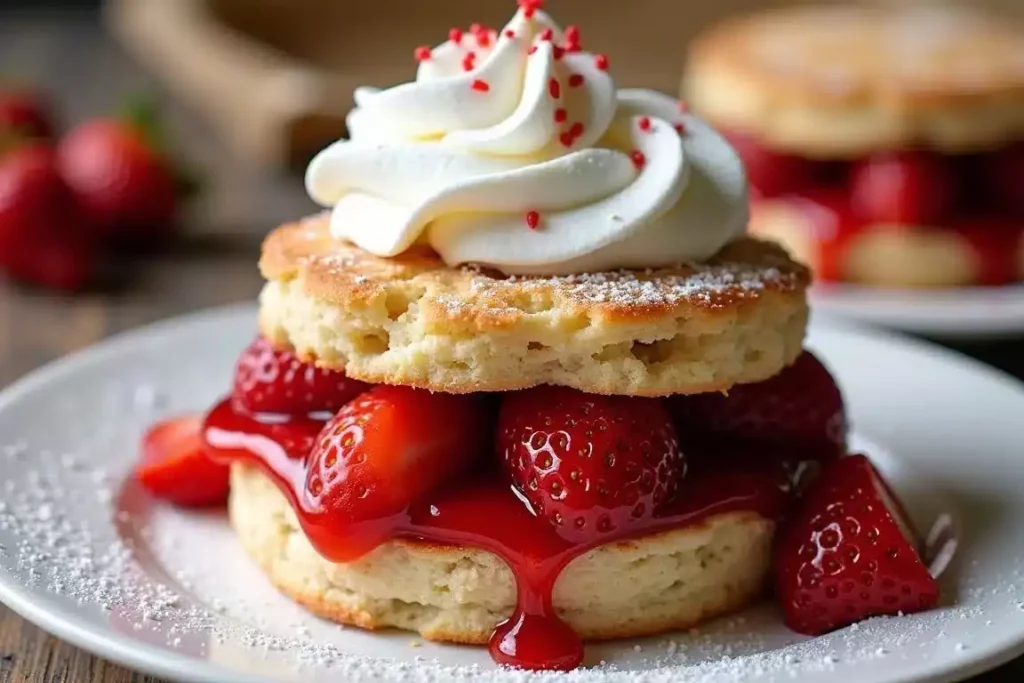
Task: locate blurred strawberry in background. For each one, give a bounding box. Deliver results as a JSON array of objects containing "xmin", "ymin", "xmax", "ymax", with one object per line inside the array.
[
  {"xmin": 0, "ymin": 90, "xmax": 197, "ymax": 292},
  {"xmin": 59, "ymin": 102, "xmax": 191, "ymax": 244},
  {"xmin": 0, "ymin": 144, "xmax": 94, "ymax": 291},
  {"xmin": 0, "ymin": 88, "xmax": 55, "ymax": 142}
]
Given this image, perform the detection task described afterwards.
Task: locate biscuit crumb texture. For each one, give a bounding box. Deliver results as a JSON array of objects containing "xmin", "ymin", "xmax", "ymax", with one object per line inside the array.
[
  {"xmin": 258, "ymin": 217, "xmax": 809, "ymax": 396},
  {"xmin": 230, "ymin": 464, "xmax": 775, "ymax": 644}
]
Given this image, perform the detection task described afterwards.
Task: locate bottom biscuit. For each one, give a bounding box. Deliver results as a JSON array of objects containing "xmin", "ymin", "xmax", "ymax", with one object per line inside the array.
[{"xmin": 229, "ymin": 463, "xmax": 774, "ymax": 644}]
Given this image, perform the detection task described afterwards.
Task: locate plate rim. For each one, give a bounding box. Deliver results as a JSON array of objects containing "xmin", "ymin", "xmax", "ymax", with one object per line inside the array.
[
  {"xmin": 810, "ymin": 283, "xmax": 1024, "ymax": 339},
  {"xmin": 1, "ymin": 303, "xmax": 1023, "ymax": 683}
]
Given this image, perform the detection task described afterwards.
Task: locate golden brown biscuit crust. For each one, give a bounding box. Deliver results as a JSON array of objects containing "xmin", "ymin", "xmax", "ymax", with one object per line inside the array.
[
  {"xmin": 258, "ymin": 214, "xmax": 810, "ymax": 396},
  {"xmin": 685, "ymin": 5, "xmax": 1024, "ymax": 157}
]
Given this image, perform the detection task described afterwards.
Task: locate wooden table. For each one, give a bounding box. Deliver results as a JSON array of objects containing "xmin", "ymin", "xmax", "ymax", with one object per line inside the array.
[{"xmin": 1, "ymin": 9, "xmax": 1023, "ymax": 683}]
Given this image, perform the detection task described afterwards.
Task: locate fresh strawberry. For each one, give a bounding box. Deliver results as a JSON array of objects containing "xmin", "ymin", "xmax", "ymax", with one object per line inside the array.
[
  {"xmin": 775, "ymin": 454, "xmax": 939, "ymax": 635},
  {"xmin": 0, "ymin": 144, "xmax": 94, "ymax": 289},
  {"xmin": 669, "ymin": 350, "xmax": 846, "ymax": 462},
  {"xmin": 5, "ymin": 232, "xmax": 94, "ymax": 291},
  {"xmin": 58, "ymin": 118, "xmax": 177, "ymax": 240},
  {"xmin": 0, "ymin": 89, "xmax": 54, "ymax": 142},
  {"xmin": 724, "ymin": 129, "xmax": 819, "ymax": 197},
  {"xmin": 303, "ymin": 386, "xmax": 492, "ymax": 560},
  {"xmin": 850, "ymin": 151, "xmax": 955, "ymax": 225},
  {"xmin": 137, "ymin": 416, "xmax": 230, "ymax": 507},
  {"xmin": 497, "ymin": 386, "xmax": 683, "ymax": 542},
  {"xmin": 232, "ymin": 336, "xmax": 370, "ymax": 415}
]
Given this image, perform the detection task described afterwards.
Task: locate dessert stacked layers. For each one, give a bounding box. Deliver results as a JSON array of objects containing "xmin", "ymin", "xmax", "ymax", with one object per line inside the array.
[
  {"xmin": 213, "ymin": 3, "xmax": 820, "ymax": 667},
  {"xmin": 685, "ymin": 5, "xmax": 1024, "ymax": 288},
  {"xmin": 223, "ymin": 213, "xmax": 810, "ymax": 668},
  {"xmin": 136, "ymin": 3, "xmax": 941, "ymax": 673}
]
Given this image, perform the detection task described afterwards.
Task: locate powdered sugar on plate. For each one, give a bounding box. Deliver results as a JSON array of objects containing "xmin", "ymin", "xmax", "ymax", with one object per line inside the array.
[{"xmin": 0, "ymin": 304, "xmax": 1022, "ymax": 683}]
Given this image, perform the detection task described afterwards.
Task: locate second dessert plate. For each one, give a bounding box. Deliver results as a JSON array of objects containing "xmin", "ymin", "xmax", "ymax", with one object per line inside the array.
[
  {"xmin": 810, "ymin": 283, "xmax": 1024, "ymax": 338},
  {"xmin": 0, "ymin": 304, "xmax": 1023, "ymax": 682}
]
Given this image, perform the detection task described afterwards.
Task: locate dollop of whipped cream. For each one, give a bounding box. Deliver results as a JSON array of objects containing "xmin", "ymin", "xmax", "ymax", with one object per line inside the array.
[{"xmin": 305, "ymin": 5, "xmax": 748, "ymax": 275}]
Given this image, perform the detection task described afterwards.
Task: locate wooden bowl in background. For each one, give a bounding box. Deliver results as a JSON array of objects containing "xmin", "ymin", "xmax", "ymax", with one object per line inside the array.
[
  {"xmin": 106, "ymin": 0, "xmax": 1024, "ymax": 169},
  {"xmin": 104, "ymin": 0, "xmax": 777, "ymax": 167}
]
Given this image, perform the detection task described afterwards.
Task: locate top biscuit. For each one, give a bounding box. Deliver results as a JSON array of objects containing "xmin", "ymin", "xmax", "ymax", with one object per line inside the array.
[
  {"xmin": 684, "ymin": 5, "xmax": 1024, "ymax": 157},
  {"xmin": 257, "ymin": 215, "xmax": 809, "ymax": 397}
]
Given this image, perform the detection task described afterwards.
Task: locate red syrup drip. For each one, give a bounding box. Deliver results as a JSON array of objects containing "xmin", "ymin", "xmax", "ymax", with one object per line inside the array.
[{"xmin": 203, "ymin": 398, "xmax": 792, "ymax": 671}]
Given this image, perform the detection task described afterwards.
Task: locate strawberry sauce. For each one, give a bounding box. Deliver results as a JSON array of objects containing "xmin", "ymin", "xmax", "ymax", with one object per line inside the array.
[
  {"xmin": 730, "ymin": 130, "xmax": 1024, "ymax": 285},
  {"xmin": 203, "ymin": 398, "xmax": 792, "ymax": 671}
]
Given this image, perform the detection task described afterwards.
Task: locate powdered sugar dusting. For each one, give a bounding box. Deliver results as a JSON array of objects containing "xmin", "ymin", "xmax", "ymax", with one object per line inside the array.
[
  {"xmin": 0, "ymin": 307, "xmax": 1021, "ymax": 683},
  {"xmin": 463, "ymin": 262, "xmax": 796, "ymax": 312}
]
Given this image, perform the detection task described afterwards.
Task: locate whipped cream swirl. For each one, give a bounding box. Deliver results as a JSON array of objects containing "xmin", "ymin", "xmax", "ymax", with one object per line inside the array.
[{"xmin": 306, "ymin": 8, "xmax": 748, "ymax": 275}]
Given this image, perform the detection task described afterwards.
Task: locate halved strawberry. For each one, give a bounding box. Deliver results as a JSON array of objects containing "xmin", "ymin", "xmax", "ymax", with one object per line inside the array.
[
  {"xmin": 232, "ymin": 336, "xmax": 370, "ymax": 415},
  {"xmin": 669, "ymin": 350, "xmax": 846, "ymax": 462},
  {"xmin": 137, "ymin": 416, "xmax": 230, "ymax": 507},
  {"xmin": 302, "ymin": 386, "xmax": 493, "ymax": 561},
  {"xmin": 775, "ymin": 454, "xmax": 939, "ymax": 635},
  {"xmin": 497, "ymin": 386, "xmax": 684, "ymax": 542}
]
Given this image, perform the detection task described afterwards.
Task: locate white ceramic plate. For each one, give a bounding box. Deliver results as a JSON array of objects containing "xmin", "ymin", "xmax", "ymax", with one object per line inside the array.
[
  {"xmin": 1, "ymin": 304, "xmax": 1023, "ymax": 683},
  {"xmin": 810, "ymin": 283, "xmax": 1024, "ymax": 338}
]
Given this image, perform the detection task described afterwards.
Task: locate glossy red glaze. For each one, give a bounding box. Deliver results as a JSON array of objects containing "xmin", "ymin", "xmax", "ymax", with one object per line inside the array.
[{"xmin": 203, "ymin": 398, "xmax": 792, "ymax": 671}]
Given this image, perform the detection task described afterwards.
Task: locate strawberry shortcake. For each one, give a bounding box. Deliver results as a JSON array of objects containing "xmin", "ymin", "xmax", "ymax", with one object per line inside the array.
[
  {"xmin": 137, "ymin": 1, "xmax": 940, "ymax": 671},
  {"xmin": 685, "ymin": 5, "xmax": 1024, "ymax": 288}
]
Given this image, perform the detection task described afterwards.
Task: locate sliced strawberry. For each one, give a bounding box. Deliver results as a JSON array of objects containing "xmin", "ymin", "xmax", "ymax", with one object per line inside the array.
[
  {"xmin": 232, "ymin": 336, "xmax": 370, "ymax": 415},
  {"xmin": 850, "ymin": 151, "xmax": 956, "ymax": 225},
  {"xmin": 669, "ymin": 350, "xmax": 846, "ymax": 462},
  {"xmin": 303, "ymin": 386, "xmax": 492, "ymax": 561},
  {"xmin": 775, "ymin": 454, "xmax": 939, "ymax": 635},
  {"xmin": 497, "ymin": 386, "xmax": 684, "ymax": 542},
  {"xmin": 137, "ymin": 416, "xmax": 230, "ymax": 507}
]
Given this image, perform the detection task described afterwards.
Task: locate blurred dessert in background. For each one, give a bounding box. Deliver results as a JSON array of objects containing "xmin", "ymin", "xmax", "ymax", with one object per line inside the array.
[{"xmin": 685, "ymin": 5, "xmax": 1024, "ymax": 288}]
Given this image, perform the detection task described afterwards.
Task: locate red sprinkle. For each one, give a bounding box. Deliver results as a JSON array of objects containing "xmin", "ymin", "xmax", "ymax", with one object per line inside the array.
[
  {"xmin": 518, "ymin": 0, "xmax": 544, "ymax": 18},
  {"xmin": 553, "ymin": 45, "xmax": 565, "ymax": 59},
  {"xmin": 569, "ymin": 122, "xmax": 584, "ymax": 138},
  {"xmin": 675, "ymin": 122, "xmax": 687, "ymax": 135},
  {"xmin": 539, "ymin": 28, "xmax": 554, "ymax": 42},
  {"xmin": 549, "ymin": 78, "xmax": 561, "ymax": 99},
  {"xmin": 471, "ymin": 79, "xmax": 490, "ymax": 93},
  {"xmin": 559, "ymin": 132, "xmax": 575, "ymax": 147},
  {"xmin": 565, "ymin": 25, "xmax": 581, "ymax": 47},
  {"xmin": 678, "ymin": 100, "xmax": 690, "ymax": 113},
  {"xmin": 630, "ymin": 150, "xmax": 647, "ymax": 170},
  {"xmin": 414, "ymin": 45, "xmax": 432, "ymax": 62},
  {"xmin": 638, "ymin": 116, "xmax": 652, "ymax": 132},
  {"xmin": 568, "ymin": 73, "xmax": 585, "ymax": 88},
  {"xmin": 462, "ymin": 52, "xmax": 477, "ymax": 71},
  {"xmin": 470, "ymin": 22, "xmax": 484, "ymax": 34},
  {"xmin": 528, "ymin": 46, "xmax": 538, "ymax": 55},
  {"xmin": 595, "ymin": 54, "xmax": 610, "ymax": 71},
  {"xmin": 505, "ymin": 29, "xmax": 516, "ymax": 39},
  {"xmin": 477, "ymin": 33, "xmax": 492, "ymax": 48},
  {"xmin": 554, "ymin": 108, "xmax": 568, "ymax": 123},
  {"xmin": 449, "ymin": 28, "xmax": 464, "ymax": 44},
  {"xmin": 526, "ymin": 210, "xmax": 541, "ymax": 230}
]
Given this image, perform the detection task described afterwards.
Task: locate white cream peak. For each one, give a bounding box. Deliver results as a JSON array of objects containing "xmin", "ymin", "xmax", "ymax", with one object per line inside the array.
[{"xmin": 305, "ymin": 9, "xmax": 748, "ymax": 275}]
